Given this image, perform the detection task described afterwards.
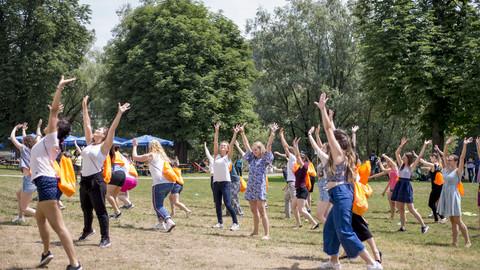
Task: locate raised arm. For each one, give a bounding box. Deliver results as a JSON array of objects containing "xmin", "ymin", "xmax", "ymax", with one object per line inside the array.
[
  {"xmin": 457, "ymin": 137, "xmax": 472, "ymax": 178},
  {"xmin": 228, "ymin": 125, "xmax": 240, "ymax": 160},
  {"xmin": 382, "ymin": 153, "xmax": 398, "ymax": 172},
  {"xmin": 279, "ymin": 128, "xmax": 291, "ymax": 157},
  {"xmin": 132, "ymin": 138, "xmax": 152, "ymax": 163},
  {"xmin": 412, "ymin": 151, "xmax": 435, "ymax": 170},
  {"xmin": 10, "ymin": 124, "xmax": 24, "ymax": 150},
  {"xmin": 351, "ymin": 125, "xmax": 359, "ymax": 150},
  {"xmin": 315, "ymin": 93, "xmax": 344, "ymax": 164},
  {"xmin": 35, "ymin": 119, "xmax": 43, "ymax": 143},
  {"xmin": 74, "ymin": 140, "xmax": 82, "ymax": 154},
  {"xmin": 315, "ymin": 124, "xmax": 323, "ymax": 148},
  {"xmin": 395, "ymin": 137, "xmax": 407, "ymax": 167},
  {"xmin": 292, "ymin": 137, "xmax": 304, "ymax": 167},
  {"xmin": 101, "ymin": 102, "xmax": 131, "ymax": 155},
  {"xmin": 213, "ymin": 122, "xmax": 220, "ymax": 158},
  {"xmin": 443, "ymin": 137, "xmax": 454, "ymax": 167},
  {"xmin": 239, "ymin": 123, "xmax": 252, "ymax": 152},
  {"xmin": 266, "ymin": 123, "xmax": 278, "ymax": 153},
  {"xmin": 235, "ymin": 141, "xmax": 246, "ymax": 157},
  {"xmin": 308, "ymin": 126, "xmax": 328, "ymax": 161},
  {"xmin": 45, "ymin": 76, "xmax": 76, "ymax": 134},
  {"xmin": 411, "ymin": 140, "xmax": 431, "ymax": 170},
  {"xmin": 204, "ymin": 142, "xmax": 214, "ymax": 163},
  {"xmin": 21, "ymin": 122, "xmax": 28, "ymax": 138},
  {"xmin": 368, "ymin": 171, "xmax": 388, "ymax": 179},
  {"xmin": 82, "ymin": 96, "xmax": 93, "ymax": 144}
]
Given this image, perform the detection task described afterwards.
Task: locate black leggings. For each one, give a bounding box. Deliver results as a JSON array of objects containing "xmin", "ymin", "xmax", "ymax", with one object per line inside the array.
[
  {"xmin": 80, "ymin": 172, "xmax": 109, "ymax": 239},
  {"xmin": 428, "ymin": 184, "xmax": 444, "ymax": 222}
]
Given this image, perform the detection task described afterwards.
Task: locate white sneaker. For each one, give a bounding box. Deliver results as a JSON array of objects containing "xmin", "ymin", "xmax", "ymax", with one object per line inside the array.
[
  {"xmin": 319, "ymin": 261, "xmax": 341, "ymax": 270},
  {"xmin": 154, "ymin": 222, "xmax": 167, "ymax": 231},
  {"xmin": 165, "ymin": 218, "xmax": 176, "ymax": 232},
  {"xmin": 12, "ymin": 216, "xmax": 25, "ymax": 224},
  {"xmin": 212, "ymin": 223, "xmax": 223, "ymax": 229},
  {"xmin": 438, "ymin": 218, "xmax": 447, "ymax": 224},
  {"xmin": 428, "ymin": 213, "xmax": 433, "ymax": 218},
  {"xmin": 230, "ymin": 223, "xmax": 240, "ymax": 231},
  {"xmin": 367, "ymin": 261, "xmax": 383, "ymax": 270}
]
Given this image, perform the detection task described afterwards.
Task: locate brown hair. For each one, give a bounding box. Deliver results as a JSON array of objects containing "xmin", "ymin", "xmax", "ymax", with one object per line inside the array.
[
  {"xmin": 401, "ymin": 152, "xmax": 415, "ymax": 169},
  {"xmin": 23, "ymin": 135, "xmax": 36, "ymax": 149},
  {"xmin": 327, "ymin": 129, "xmax": 357, "ymax": 182}
]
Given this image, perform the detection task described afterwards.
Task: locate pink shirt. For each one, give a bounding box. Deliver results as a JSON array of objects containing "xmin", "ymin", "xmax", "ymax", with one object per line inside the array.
[{"xmin": 388, "ymin": 169, "xmax": 399, "ymax": 190}]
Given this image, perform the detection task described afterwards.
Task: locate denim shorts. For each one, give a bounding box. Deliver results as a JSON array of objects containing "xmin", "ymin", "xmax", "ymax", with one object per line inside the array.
[
  {"xmin": 33, "ymin": 176, "xmax": 62, "ymax": 201},
  {"xmin": 318, "ymin": 178, "xmax": 329, "ymax": 202},
  {"xmin": 171, "ymin": 183, "xmax": 183, "ymax": 194},
  {"xmin": 22, "ymin": 175, "xmax": 37, "ymax": 193}
]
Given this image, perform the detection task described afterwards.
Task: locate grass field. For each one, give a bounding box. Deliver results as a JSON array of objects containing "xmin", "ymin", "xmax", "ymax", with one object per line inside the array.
[{"xmin": 0, "ymin": 168, "xmax": 479, "ymax": 270}]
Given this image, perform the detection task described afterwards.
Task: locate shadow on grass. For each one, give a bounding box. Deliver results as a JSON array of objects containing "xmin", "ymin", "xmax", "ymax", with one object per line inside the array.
[
  {"xmin": 285, "ymin": 255, "xmax": 318, "ymax": 262},
  {"xmin": 5, "ymin": 267, "xmax": 37, "ymax": 270},
  {"xmin": 268, "ymin": 262, "xmax": 321, "ymax": 270},
  {"xmin": 203, "ymin": 232, "xmax": 250, "ymax": 239},
  {"xmin": 34, "ymin": 240, "xmax": 62, "ymax": 247}
]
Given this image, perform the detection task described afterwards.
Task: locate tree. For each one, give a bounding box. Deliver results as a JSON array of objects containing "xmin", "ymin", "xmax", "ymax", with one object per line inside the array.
[
  {"xmin": 102, "ymin": 0, "xmax": 259, "ymax": 162},
  {"xmin": 354, "ymin": 0, "xmax": 480, "ymax": 147},
  {"xmin": 0, "ymin": 0, "xmax": 93, "ymax": 138}
]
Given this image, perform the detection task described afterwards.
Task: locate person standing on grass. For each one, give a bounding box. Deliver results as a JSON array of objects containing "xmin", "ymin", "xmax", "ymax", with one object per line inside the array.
[
  {"xmin": 391, "ymin": 137, "xmax": 430, "ymax": 233},
  {"xmin": 315, "ymin": 93, "xmax": 382, "ymax": 270},
  {"xmin": 169, "ymin": 158, "xmax": 192, "ymax": 218},
  {"xmin": 369, "ymin": 154, "xmax": 399, "ymax": 220},
  {"xmin": 30, "ymin": 75, "xmax": 81, "ymax": 270},
  {"xmin": 10, "ymin": 123, "xmax": 39, "ymax": 223},
  {"xmin": 475, "ymin": 138, "xmax": 480, "ymax": 228},
  {"xmin": 211, "ymin": 123, "xmax": 240, "ymax": 231},
  {"xmin": 291, "ymin": 137, "xmax": 320, "ymax": 230},
  {"xmin": 106, "ymin": 146, "xmax": 129, "ymax": 219},
  {"xmin": 78, "ymin": 95, "xmax": 130, "ymax": 248},
  {"xmin": 239, "ymin": 123, "xmax": 278, "ymax": 240},
  {"xmin": 438, "ymin": 137, "xmax": 472, "ymax": 247},
  {"xmin": 132, "ymin": 138, "xmax": 177, "ymax": 232}
]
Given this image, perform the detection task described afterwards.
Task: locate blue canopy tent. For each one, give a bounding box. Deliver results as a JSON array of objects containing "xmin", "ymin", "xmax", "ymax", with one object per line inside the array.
[
  {"xmin": 121, "ymin": 135, "xmax": 174, "ymax": 147},
  {"xmin": 12, "ymin": 134, "xmax": 37, "ymax": 142},
  {"xmin": 74, "ymin": 136, "xmax": 126, "ymax": 146},
  {"xmin": 62, "ymin": 135, "xmax": 78, "ymax": 147}
]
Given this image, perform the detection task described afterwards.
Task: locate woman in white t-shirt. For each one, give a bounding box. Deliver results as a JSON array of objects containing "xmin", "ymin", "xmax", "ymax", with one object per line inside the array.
[
  {"xmin": 77, "ymin": 95, "xmax": 130, "ymax": 249},
  {"xmin": 132, "ymin": 138, "xmax": 176, "ymax": 232},
  {"xmin": 30, "ymin": 76, "xmax": 81, "ymax": 270},
  {"xmin": 211, "ymin": 122, "xmax": 240, "ymax": 231}
]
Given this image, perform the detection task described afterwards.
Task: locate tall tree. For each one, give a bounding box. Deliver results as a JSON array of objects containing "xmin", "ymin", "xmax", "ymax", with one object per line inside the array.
[
  {"xmin": 103, "ymin": 0, "xmax": 259, "ymax": 162},
  {"xmin": 0, "ymin": 0, "xmax": 93, "ymax": 137},
  {"xmin": 355, "ymin": 0, "xmax": 480, "ymax": 147}
]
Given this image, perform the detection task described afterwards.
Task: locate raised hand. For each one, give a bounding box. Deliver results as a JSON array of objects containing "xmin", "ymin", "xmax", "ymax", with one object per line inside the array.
[
  {"xmin": 270, "ymin": 122, "xmax": 279, "ymax": 133},
  {"xmin": 464, "ymin": 137, "xmax": 473, "ymax": 144},
  {"xmin": 15, "ymin": 123, "xmax": 23, "ymax": 130},
  {"xmin": 214, "ymin": 122, "xmax": 221, "ymax": 131},
  {"xmin": 445, "ymin": 136, "xmax": 454, "ymax": 145},
  {"xmin": 132, "ymin": 138, "xmax": 138, "ymax": 147},
  {"xmin": 48, "ymin": 103, "xmax": 64, "ymax": 113},
  {"xmin": 22, "ymin": 122, "xmax": 28, "ymax": 131},
  {"xmin": 315, "ymin": 124, "xmax": 321, "ymax": 136},
  {"xmin": 82, "ymin": 95, "xmax": 89, "ymax": 108},
  {"xmin": 57, "ymin": 75, "xmax": 76, "ymax": 88},
  {"xmin": 238, "ymin": 123, "xmax": 246, "ymax": 133},
  {"xmin": 352, "ymin": 125, "xmax": 359, "ymax": 133},
  {"xmin": 118, "ymin": 102, "xmax": 131, "ymax": 113},
  {"xmin": 434, "ymin": 145, "xmax": 441, "ymax": 152},
  {"xmin": 424, "ymin": 139, "xmax": 432, "ymax": 145},
  {"xmin": 233, "ymin": 124, "xmax": 242, "ymax": 133},
  {"xmin": 37, "ymin": 119, "xmax": 43, "ymax": 128},
  {"xmin": 308, "ymin": 126, "xmax": 315, "ymax": 135},
  {"xmin": 314, "ymin": 92, "xmax": 329, "ymax": 110},
  {"xmin": 400, "ymin": 137, "xmax": 408, "ymax": 146}
]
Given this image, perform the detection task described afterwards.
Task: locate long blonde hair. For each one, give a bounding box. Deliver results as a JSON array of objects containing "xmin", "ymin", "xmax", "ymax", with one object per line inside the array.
[
  {"xmin": 327, "ymin": 129, "xmax": 357, "ymax": 182},
  {"xmin": 252, "ymin": 141, "xmax": 266, "ymax": 156},
  {"xmin": 149, "ymin": 140, "xmax": 170, "ymax": 162}
]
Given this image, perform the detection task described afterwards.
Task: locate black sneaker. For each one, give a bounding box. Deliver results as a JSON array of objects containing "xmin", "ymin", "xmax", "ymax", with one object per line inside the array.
[
  {"xmin": 99, "ymin": 238, "xmax": 111, "ymax": 248},
  {"xmin": 109, "ymin": 212, "xmax": 122, "ymax": 219},
  {"xmin": 398, "ymin": 227, "xmax": 406, "ymax": 232},
  {"xmin": 78, "ymin": 230, "xmax": 95, "ymax": 241},
  {"xmin": 421, "ymin": 225, "xmax": 429, "ymax": 234},
  {"xmin": 38, "ymin": 250, "xmax": 54, "ymax": 267},
  {"xmin": 66, "ymin": 262, "xmax": 83, "ymax": 270}
]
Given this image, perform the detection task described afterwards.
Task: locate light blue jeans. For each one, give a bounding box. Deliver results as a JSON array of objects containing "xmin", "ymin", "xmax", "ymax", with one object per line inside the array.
[{"xmin": 152, "ymin": 183, "xmax": 174, "ymax": 220}]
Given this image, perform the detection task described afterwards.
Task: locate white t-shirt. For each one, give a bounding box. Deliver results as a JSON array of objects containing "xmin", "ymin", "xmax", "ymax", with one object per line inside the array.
[
  {"xmin": 287, "ymin": 153, "xmax": 297, "ymax": 182},
  {"xmin": 213, "ymin": 155, "xmax": 231, "ymax": 182},
  {"xmin": 149, "ymin": 155, "xmax": 170, "ymax": 186},
  {"xmin": 81, "ymin": 144, "xmax": 107, "ymax": 177},
  {"xmin": 30, "ymin": 132, "xmax": 60, "ymax": 180}
]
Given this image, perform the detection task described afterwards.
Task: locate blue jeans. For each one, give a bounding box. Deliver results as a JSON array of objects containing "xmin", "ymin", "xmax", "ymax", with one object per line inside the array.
[
  {"xmin": 152, "ymin": 183, "xmax": 174, "ymax": 220},
  {"xmin": 323, "ymin": 184, "xmax": 364, "ymax": 258},
  {"xmin": 213, "ymin": 181, "xmax": 238, "ymax": 224}
]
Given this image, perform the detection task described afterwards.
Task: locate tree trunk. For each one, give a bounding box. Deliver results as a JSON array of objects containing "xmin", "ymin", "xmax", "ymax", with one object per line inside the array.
[
  {"xmin": 174, "ymin": 140, "xmax": 189, "ymax": 164},
  {"xmin": 431, "ymin": 119, "xmax": 444, "ymax": 150}
]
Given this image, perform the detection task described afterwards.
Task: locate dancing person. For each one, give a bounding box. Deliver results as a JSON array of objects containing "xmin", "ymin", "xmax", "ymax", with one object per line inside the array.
[
  {"xmin": 169, "ymin": 158, "xmax": 192, "ymax": 217},
  {"xmin": 239, "ymin": 123, "xmax": 278, "ymax": 240},
  {"xmin": 315, "ymin": 93, "xmax": 382, "ymax": 270},
  {"xmin": 78, "ymin": 95, "xmax": 130, "ymax": 248},
  {"xmin": 211, "ymin": 123, "xmax": 240, "ymax": 231},
  {"xmin": 106, "ymin": 146, "xmax": 128, "ymax": 219},
  {"xmin": 30, "ymin": 75, "xmax": 81, "ymax": 269},
  {"xmin": 438, "ymin": 137, "xmax": 472, "ymax": 247},
  {"xmin": 369, "ymin": 154, "xmax": 399, "ymax": 219},
  {"xmin": 391, "ymin": 137, "xmax": 430, "ymax": 233}
]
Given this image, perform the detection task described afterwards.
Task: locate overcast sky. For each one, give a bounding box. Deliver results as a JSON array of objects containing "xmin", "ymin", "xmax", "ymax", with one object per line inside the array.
[{"xmin": 79, "ymin": 0, "xmax": 288, "ymax": 50}]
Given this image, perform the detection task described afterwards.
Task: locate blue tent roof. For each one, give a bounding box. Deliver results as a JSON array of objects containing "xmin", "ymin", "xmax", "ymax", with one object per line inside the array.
[
  {"xmin": 11, "ymin": 134, "xmax": 37, "ymax": 142},
  {"xmin": 73, "ymin": 136, "xmax": 124, "ymax": 146},
  {"xmin": 122, "ymin": 135, "xmax": 174, "ymax": 147}
]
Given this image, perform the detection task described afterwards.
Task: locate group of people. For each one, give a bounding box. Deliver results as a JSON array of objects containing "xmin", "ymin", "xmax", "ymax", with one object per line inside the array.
[{"xmin": 7, "ymin": 75, "xmax": 479, "ymax": 270}]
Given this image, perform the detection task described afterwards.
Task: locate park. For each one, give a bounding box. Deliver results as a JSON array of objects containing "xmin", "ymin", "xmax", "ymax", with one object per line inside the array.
[{"xmin": 1, "ymin": 0, "xmax": 480, "ymax": 269}]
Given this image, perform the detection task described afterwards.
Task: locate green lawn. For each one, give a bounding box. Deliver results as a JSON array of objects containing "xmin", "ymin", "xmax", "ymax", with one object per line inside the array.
[{"xmin": 0, "ymin": 169, "xmax": 479, "ymax": 269}]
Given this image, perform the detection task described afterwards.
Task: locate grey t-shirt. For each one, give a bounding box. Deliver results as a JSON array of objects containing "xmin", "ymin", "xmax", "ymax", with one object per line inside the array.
[{"xmin": 19, "ymin": 145, "xmax": 31, "ymax": 169}]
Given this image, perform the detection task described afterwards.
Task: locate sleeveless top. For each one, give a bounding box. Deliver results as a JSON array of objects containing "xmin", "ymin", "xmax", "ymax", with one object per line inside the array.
[
  {"xmin": 399, "ymin": 166, "xmax": 412, "ymax": 179},
  {"xmin": 326, "ymin": 163, "xmax": 348, "ymax": 183}
]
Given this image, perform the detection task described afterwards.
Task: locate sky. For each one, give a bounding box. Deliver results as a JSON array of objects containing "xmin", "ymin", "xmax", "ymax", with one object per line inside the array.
[{"xmin": 79, "ymin": 0, "xmax": 288, "ymax": 50}]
